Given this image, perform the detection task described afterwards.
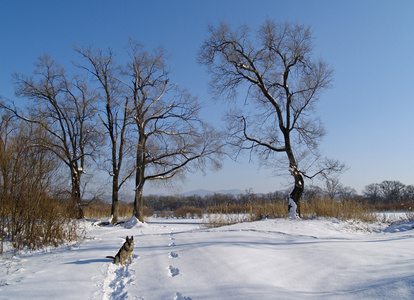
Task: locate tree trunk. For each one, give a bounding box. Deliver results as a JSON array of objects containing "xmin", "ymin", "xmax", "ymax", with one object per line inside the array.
[
  {"xmin": 289, "ymin": 168, "xmax": 304, "ymax": 217},
  {"xmin": 133, "ymin": 134, "xmax": 146, "ymax": 222},
  {"xmin": 133, "ymin": 185, "xmax": 144, "ymax": 222},
  {"xmin": 71, "ymin": 169, "xmax": 84, "ymax": 219},
  {"xmin": 110, "ymin": 173, "xmax": 119, "ymax": 224},
  {"xmin": 285, "ymin": 135, "xmax": 304, "ymax": 218}
]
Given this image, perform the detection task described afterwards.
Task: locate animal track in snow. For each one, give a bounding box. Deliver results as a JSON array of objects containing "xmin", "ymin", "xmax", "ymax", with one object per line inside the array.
[
  {"xmin": 167, "ymin": 265, "xmax": 179, "ymax": 277},
  {"xmin": 174, "ymin": 292, "xmax": 192, "ymax": 300},
  {"xmin": 168, "ymin": 241, "xmax": 176, "ymax": 247},
  {"xmin": 169, "ymin": 252, "xmax": 179, "ymax": 258}
]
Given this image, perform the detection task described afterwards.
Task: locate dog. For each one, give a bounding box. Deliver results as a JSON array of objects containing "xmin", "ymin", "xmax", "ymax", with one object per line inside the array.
[{"xmin": 106, "ymin": 236, "xmax": 134, "ymax": 265}]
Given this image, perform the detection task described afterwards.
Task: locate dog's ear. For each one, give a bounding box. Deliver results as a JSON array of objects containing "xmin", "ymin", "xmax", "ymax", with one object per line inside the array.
[
  {"xmin": 126, "ymin": 236, "xmax": 129, "ymax": 240},
  {"xmin": 131, "ymin": 236, "xmax": 134, "ymax": 240}
]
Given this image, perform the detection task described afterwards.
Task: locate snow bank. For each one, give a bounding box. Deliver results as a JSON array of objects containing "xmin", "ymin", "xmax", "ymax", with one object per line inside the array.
[{"xmin": 122, "ymin": 216, "xmax": 148, "ymax": 229}]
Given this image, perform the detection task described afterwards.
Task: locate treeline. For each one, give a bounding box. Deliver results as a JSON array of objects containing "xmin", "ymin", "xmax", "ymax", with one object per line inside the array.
[
  {"xmin": 140, "ymin": 180, "xmax": 414, "ymax": 212},
  {"xmin": 362, "ymin": 180, "xmax": 414, "ymax": 204},
  {"xmin": 143, "ymin": 191, "xmax": 287, "ymax": 211}
]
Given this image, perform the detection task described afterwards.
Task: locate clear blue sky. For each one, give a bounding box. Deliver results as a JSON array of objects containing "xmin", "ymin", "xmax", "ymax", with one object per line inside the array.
[{"xmin": 1, "ymin": 0, "xmax": 414, "ymax": 195}]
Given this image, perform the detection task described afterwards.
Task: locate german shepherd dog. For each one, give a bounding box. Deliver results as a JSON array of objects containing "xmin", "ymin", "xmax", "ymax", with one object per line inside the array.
[{"xmin": 106, "ymin": 236, "xmax": 134, "ymax": 265}]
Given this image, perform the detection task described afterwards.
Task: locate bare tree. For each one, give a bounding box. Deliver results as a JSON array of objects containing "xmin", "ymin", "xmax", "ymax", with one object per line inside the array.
[
  {"xmin": 8, "ymin": 54, "xmax": 102, "ymax": 218},
  {"xmin": 75, "ymin": 46, "xmax": 134, "ymax": 224},
  {"xmin": 199, "ymin": 20, "xmax": 343, "ymax": 217},
  {"xmin": 404, "ymin": 185, "xmax": 414, "ymax": 202},
  {"xmin": 363, "ymin": 183, "xmax": 383, "ymax": 204},
  {"xmin": 303, "ymin": 185, "xmax": 324, "ymax": 202},
  {"xmin": 121, "ymin": 41, "xmax": 224, "ymax": 222},
  {"xmin": 337, "ymin": 186, "xmax": 357, "ymax": 200},
  {"xmin": 379, "ymin": 180, "xmax": 406, "ymax": 204},
  {"xmin": 325, "ymin": 177, "xmax": 342, "ymax": 200}
]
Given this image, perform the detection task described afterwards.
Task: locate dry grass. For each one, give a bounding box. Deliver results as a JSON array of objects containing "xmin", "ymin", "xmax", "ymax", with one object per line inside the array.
[
  {"xmin": 83, "ymin": 201, "xmax": 154, "ymax": 221},
  {"xmin": 204, "ymin": 201, "xmax": 287, "ymax": 228},
  {"xmin": 83, "ymin": 201, "xmax": 133, "ymax": 219},
  {"xmin": 173, "ymin": 206, "xmax": 204, "ymax": 219},
  {"xmin": 204, "ymin": 197, "xmax": 379, "ymax": 227},
  {"xmin": 301, "ymin": 197, "xmax": 377, "ymax": 222},
  {"xmin": 371, "ymin": 202, "xmax": 413, "ymax": 212}
]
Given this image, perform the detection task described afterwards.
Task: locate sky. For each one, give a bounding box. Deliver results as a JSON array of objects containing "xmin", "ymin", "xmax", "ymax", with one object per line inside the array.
[{"xmin": 1, "ymin": 0, "xmax": 414, "ymax": 196}]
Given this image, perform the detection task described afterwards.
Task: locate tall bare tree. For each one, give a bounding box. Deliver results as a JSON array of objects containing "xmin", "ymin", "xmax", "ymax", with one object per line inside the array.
[
  {"xmin": 76, "ymin": 47, "xmax": 134, "ymax": 224},
  {"xmin": 121, "ymin": 41, "xmax": 224, "ymax": 222},
  {"xmin": 8, "ymin": 54, "xmax": 102, "ymax": 218},
  {"xmin": 199, "ymin": 20, "xmax": 343, "ymax": 217}
]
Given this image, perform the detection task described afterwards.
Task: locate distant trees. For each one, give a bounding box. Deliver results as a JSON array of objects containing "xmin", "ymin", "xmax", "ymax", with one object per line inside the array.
[
  {"xmin": 143, "ymin": 190, "xmax": 287, "ymax": 212},
  {"xmin": 363, "ymin": 180, "xmax": 414, "ymax": 204},
  {"xmin": 305, "ymin": 179, "xmax": 413, "ymax": 205},
  {"xmin": 199, "ymin": 20, "xmax": 343, "ymax": 217},
  {"xmin": 324, "ymin": 177, "xmax": 357, "ymax": 200}
]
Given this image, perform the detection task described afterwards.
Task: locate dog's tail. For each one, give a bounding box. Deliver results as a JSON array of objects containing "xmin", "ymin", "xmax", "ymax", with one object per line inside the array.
[{"xmin": 106, "ymin": 256, "xmax": 115, "ymax": 260}]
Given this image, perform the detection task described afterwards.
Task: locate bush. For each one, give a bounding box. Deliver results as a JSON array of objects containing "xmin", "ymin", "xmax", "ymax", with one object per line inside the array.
[
  {"xmin": 1, "ymin": 195, "xmax": 85, "ymax": 253},
  {"xmin": 0, "ymin": 120, "xmax": 85, "ymax": 254}
]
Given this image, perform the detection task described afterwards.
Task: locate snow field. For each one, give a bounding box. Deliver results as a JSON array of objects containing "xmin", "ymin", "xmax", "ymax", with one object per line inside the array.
[{"xmin": 0, "ymin": 216, "xmax": 413, "ymax": 299}]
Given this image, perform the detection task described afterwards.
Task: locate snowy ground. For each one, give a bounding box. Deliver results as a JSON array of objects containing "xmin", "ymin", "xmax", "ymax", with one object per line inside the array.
[{"xmin": 1, "ymin": 215, "xmax": 413, "ymax": 300}]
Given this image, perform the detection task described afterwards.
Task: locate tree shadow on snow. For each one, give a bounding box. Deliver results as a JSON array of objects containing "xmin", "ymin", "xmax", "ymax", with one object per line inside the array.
[
  {"xmin": 64, "ymin": 258, "xmax": 110, "ymax": 265},
  {"xmin": 65, "ymin": 254, "xmax": 139, "ymax": 265}
]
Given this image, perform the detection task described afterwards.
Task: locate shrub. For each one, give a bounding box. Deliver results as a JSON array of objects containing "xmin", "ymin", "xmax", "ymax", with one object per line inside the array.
[
  {"xmin": 0, "ymin": 120, "xmax": 85, "ymax": 254},
  {"xmin": 1, "ymin": 195, "xmax": 85, "ymax": 253}
]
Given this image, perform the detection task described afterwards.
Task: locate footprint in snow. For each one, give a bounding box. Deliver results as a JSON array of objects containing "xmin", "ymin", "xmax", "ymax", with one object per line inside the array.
[
  {"xmin": 169, "ymin": 252, "xmax": 179, "ymax": 259},
  {"xmin": 167, "ymin": 265, "xmax": 179, "ymax": 277},
  {"xmin": 169, "ymin": 241, "xmax": 176, "ymax": 247},
  {"xmin": 174, "ymin": 292, "xmax": 192, "ymax": 300}
]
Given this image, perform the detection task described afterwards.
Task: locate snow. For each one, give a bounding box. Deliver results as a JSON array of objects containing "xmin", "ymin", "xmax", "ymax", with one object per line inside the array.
[
  {"xmin": 288, "ymin": 198, "xmax": 298, "ymax": 218},
  {"xmin": 1, "ymin": 216, "xmax": 414, "ymax": 299}
]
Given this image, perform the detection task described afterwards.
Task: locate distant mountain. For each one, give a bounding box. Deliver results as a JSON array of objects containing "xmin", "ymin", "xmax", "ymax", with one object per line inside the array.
[{"xmin": 181, "ymin": 189, "xmax": 245, "ymax": 197}]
